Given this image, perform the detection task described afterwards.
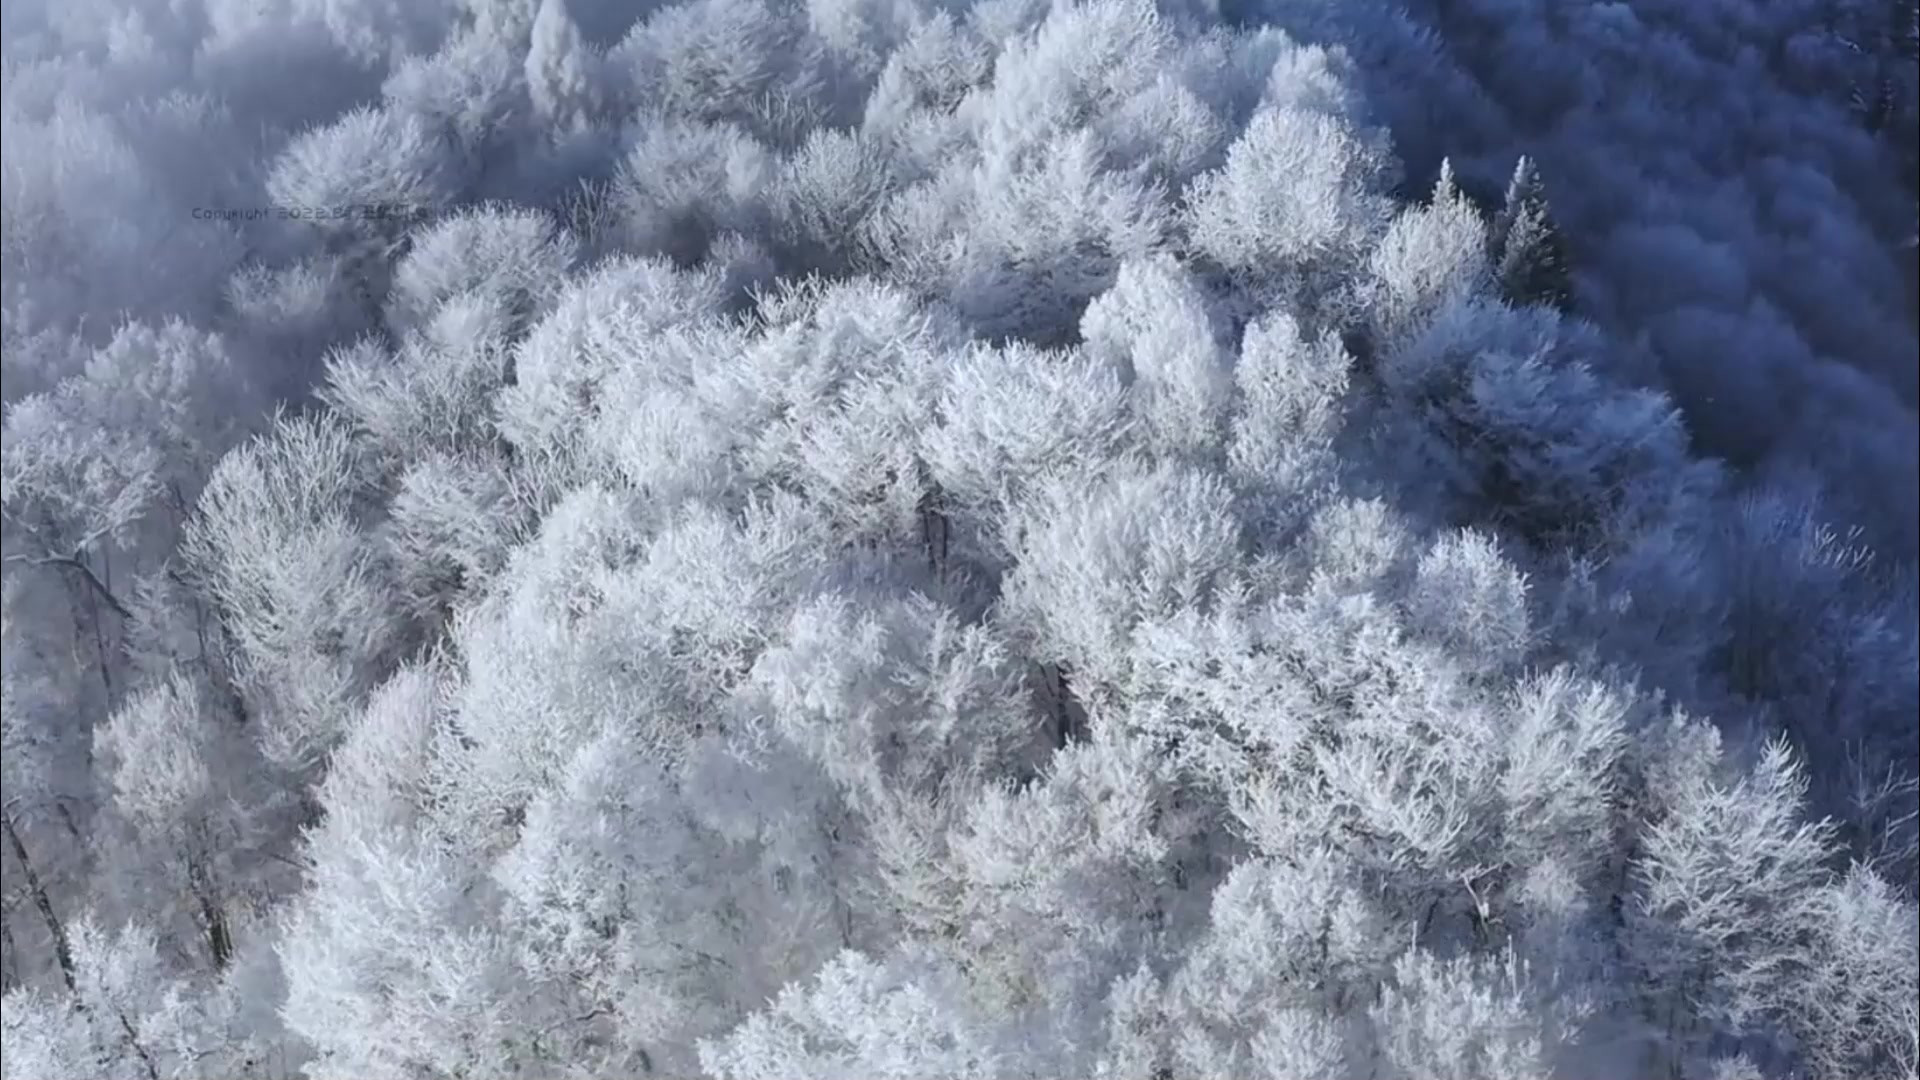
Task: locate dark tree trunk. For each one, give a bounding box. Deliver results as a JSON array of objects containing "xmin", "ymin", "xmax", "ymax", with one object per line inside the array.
[{"xmin": 3, "ymin": 812, "xmax": 76, "ymax": 993}]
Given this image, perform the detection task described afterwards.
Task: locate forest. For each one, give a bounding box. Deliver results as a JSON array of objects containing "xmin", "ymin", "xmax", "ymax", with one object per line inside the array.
[{"xmin": 1, "ymin": 0, "xmax": 1916, "ymax": 1077}]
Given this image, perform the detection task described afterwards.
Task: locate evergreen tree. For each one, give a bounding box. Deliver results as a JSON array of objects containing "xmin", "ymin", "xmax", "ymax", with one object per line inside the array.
[{"xmin": 1489, "ymin": 155, "xmax": 1573, "ymax": 311}]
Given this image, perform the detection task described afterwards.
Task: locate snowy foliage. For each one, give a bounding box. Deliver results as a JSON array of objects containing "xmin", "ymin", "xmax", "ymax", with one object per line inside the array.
[{"xmin": 2, "ymin": 0, "xmax": 1915, "ymax": 1078}]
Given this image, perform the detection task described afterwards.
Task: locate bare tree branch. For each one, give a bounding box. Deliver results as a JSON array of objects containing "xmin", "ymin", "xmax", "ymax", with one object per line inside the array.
[{"xmin": 2, "ymin": 550, "xmax": 134, "ymax": 620}]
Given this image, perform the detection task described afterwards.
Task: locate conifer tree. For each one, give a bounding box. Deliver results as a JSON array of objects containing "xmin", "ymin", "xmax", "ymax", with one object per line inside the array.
[{"xmin": 1489, "ymin": 155, "xmax": 1573, "ymax": 310}]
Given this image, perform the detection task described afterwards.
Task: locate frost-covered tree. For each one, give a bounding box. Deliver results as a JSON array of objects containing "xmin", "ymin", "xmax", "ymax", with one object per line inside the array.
[
  {"xmin": 1367, "ymin": 946, "xmax": 1569, "ymax": 1080},
  {"xmin": 768, "ymin": 128, "xmax": 897, "ymax": 274},
  {"xmin": 1079, "ymin": 254, "xmax": 1233, "ymax": 462},
  {"xmin": 920, "ymin": 339, "xmax": 1134, "ymax": 526},
  {"xmin": 1365, "ymin": 160, "xmax": 1493, "ymax": 346},
  {"xmin": 1370, "ymin": 297, "xmax": 1721, "ymax": 552},
  {"xmin": 747, "ymin": 588, "xmax": 1034, "ymax": 811},
  {"xmin": 1162, "ymin": 849, "xmax": 1399, "ymax": 1077},
  {"xmin": 496, "ymin": 253, "xmax": 732, "ymax": 468},
  {"xmin": 859, "ymin": 10, "xmax": 991, "ymax": 172},
  {"xmin": 1225, "ymin": 309, "xmax": 1353, "ymax": 540},
  {"xmin": 0, "ymin": 97, "xmax": 245, "ymax": 335},
  {"xmin": 381, "ymin": 450, "xmax": 527, "ymax": 626},
  {"xmin": 609, "ymin": 114, "xmax": 776, "ymax": 265},
  {"xmin": 525, "ymin": 0, "xmax": 604, "ymax": 132},
  {"xmin": 2, "ymin": 0, "xmax": 1915, "ymax": 1076},
  {"xmin": 179, "ymin": 413, "xmax": 401, "ymax": 774},
  {"xmin": 612, "ymin": 0, "xmax": 840, "ymax": 142},
  {"xmin": 382, "ymin": 19, "xmax": 531, "ymax": 167},
  {"xmin": 320, "ymin": 298, "xmax": 514, "ymax": 469},
  {"xmin": 264, "ymin": 105, "xmax": 462, "ymax": 268},
  {"xmin": 384, "ymin": 203, "xmax": 578, "ymax": 338},
  {"xmin": 1787, "ymin": 865, "xmax": 1920, "ymax": 1080},
  {"xmin": 0, "ymin": 914, "xmax": 282, "ymax": 1080},
  {"xmin": 95, "ymin": 674, "xmax": 243, "ymax": 971},
  {"xmin": 276, "ymin": 664, "xmax": 542, "ymax": 1080},
  {"xmin": 1622, "ymin": 730, "xmax": 1838, "ymax": 1074},
  {"xmin": 2, "ymin": 320, "xmax": 250, "ymax": 633},
  {"xmin": 1490, "ymin": 155, "xmax": 1572, "ymax": 311},
  {"xmin": 1001, "ymin": 460, "xmax": 1242, "ymax": 695},
  {"xmin": 1707, "ymin": 491, "xmax": 1919, "ymax": 832},
  {"xmin": 1182, "ymin": 85, "xmax": 1396, "ymax": 312},
  {"xmin": 698, "ymin": 949, "xmax": 1009, "ymax": 1080}
]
